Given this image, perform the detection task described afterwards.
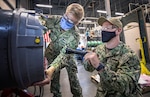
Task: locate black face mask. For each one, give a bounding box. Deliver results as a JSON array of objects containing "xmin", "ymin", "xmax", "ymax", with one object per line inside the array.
[{"xmin": 101, "ymin": 31, "xmax": 116, "ymax": 42}]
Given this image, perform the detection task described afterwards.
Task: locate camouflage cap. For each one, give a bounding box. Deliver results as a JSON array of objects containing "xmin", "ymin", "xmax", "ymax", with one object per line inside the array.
[{"xmin": 98, "ymin": 16, "xmax": 122, "ymax": 28}]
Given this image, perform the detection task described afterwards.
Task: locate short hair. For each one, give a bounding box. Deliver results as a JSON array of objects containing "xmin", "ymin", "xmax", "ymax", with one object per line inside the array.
[{"xmin": 66, "ymin": 3, "xmax": 84, "ymax": 21}]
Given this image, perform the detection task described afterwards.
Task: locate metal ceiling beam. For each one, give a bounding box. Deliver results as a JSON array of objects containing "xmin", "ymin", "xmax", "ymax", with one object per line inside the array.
[
  {"xmin": 16, "ymin": 0, "xmax": 20, "ymax": 8},
  {"xmin": 58, "ymin": 0, "xmax": 61, "ymax": 6},
  {"xmin": 33, "ymin": 0, "xmax": 150, "ymax": 17},
  {"xmin": 105, "ymin": 0, "xmax": 111, "ymax": 18}
]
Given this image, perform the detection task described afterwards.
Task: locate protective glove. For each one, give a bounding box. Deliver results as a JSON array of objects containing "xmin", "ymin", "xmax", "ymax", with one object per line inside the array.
[
  {"xmin": 33, "ymin": 66, "xmax": 55, "ymax": 86},
  {"xmin": 33, "ymin": 57, "xmax": 55, "ymax": 86}
]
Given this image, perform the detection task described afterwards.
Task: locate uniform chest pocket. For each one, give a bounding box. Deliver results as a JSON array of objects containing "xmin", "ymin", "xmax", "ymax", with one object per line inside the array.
[
  {"xmin": 57, "ymin": 37, "xmax": 68, "ymax": 48},
  {"xmin": 107, "ymin": 58, "xmax": 119, "ymax": 71}
]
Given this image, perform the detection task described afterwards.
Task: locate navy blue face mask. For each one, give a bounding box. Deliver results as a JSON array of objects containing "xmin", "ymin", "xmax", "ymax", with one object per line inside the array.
[
  {"xmin": 60, "ymin": 17, "xmax": 74, "ymax": 31},
  {"xmin": 101, "ymin": 31, "xmax": 116, "ymax": 42}
]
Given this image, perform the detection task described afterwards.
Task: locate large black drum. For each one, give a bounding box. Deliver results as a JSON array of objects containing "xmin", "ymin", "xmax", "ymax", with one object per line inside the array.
[{"xmin": 0, "ymin": 9, "xmax": 45, "ymax": 90}]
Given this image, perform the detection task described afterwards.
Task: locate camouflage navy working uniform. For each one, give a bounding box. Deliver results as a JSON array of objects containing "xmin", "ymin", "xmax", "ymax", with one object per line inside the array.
[
  {"xmin": 84, "ymin": 42, "xmax": 142, "ymax": 97},
  {"xmin": 40, "ymin": 15, "xmax": 82, "ymax": 97}
]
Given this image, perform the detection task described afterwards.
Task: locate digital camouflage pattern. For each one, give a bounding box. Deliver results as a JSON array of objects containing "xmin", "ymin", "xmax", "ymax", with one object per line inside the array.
[
  {"xmin": 40, "ymin": 15, "xmax": 82, "ymax": 97},
  {"xmin": 84, "ymin": 42, "xmax": 142, "ymax": 97}
]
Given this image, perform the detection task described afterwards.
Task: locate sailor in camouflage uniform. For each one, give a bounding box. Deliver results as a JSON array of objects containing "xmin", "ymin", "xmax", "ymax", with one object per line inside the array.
[
  {"xmin": 36, "ymin": 3, "xmax": 84, "ymax": 97},
  {"xmin": 83, "ymin": 16, "xmax": 142, "ymax": 97}
]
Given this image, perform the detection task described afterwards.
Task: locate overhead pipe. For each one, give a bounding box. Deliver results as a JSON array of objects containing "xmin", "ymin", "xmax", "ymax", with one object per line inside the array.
[
  {"xmin": 104, "ymin": 0, "xmax": 111, "ymax": 18},
  {"xmin": 16, "ymin": 0, "xmax": 20, "ymax": 8},
  {"xmin": 128, "ymin": 3, "xmax": 139, "ymax": 12}
]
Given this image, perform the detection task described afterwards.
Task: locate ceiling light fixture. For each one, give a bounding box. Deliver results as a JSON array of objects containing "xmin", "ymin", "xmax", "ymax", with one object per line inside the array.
[
  {"xmin": 115, "ymin": 12, "xmax": 124, "ymax": 16},
  {"xmin": 82, "ymin": 20, "xmax": 92, "ymax": 23},
  {"xmin": 78, "ymin": 27, "xmax": 86, "ymax": 29},
  {"xmin": 36, "ymin": 4, "xmax": 53, "ymax": 8},
  {"xmin": 96, "ymin": 10, "xmax": 107, "ymax": 13},
  {"xmin": 97, "ymin": 10, "xmax": 124, "ymax": 16}
]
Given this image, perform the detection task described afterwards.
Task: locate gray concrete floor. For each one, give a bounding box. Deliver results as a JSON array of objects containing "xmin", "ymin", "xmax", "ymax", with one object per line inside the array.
[
  {"xmin": 27, "ymin": 61, "xmax": 97, "ymax": 97},
  {"xmin": 1, "ymin": 61, "xmax": 150, "ymax": 97}
]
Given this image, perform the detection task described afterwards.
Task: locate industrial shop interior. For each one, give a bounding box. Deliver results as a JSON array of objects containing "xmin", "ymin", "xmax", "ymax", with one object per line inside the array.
[{"xmin": 0, "ymin": 0, "xmax": 150, "ymax": 97}]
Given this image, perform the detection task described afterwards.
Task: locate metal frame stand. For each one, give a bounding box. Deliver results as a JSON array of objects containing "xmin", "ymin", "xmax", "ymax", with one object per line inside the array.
[{"xmin": 1, "ymin": 88, "xmax": 34, "ymax": 97}]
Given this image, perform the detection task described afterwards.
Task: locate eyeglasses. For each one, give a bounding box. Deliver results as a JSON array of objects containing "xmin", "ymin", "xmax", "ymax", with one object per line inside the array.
[
  {"xmin": 101, "ymin": 25, "xmax": 118, "ymax": 31},
  {"xmin": 63, "ymin": 14, "xmax": 74, "ymax": 24}
]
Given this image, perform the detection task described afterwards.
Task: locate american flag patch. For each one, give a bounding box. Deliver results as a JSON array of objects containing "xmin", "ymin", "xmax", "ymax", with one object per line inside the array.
[{"xmin": 43, "ymin": 30, "xmax": 51, "ymax": 43}]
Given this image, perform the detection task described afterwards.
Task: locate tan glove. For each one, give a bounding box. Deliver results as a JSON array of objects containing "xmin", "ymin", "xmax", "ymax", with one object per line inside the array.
[
  {"xmin": 45, "ymin": 66, "xmax": 55, "ymax": 79},
  {"xmin": 33, "ymin": 66, "xmax": 55, "ymax": 86}
]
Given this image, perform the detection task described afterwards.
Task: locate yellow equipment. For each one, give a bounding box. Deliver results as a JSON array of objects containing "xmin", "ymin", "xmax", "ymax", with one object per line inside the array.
[{"xmin": 136, "ymin": 38, "xmax": 150, "ymax": 75}]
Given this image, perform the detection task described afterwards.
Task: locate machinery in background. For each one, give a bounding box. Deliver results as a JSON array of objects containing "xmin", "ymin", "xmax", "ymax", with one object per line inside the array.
[{"xmin": 136, "ymin": 38, "xmax": 150, "ymax": 75}]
